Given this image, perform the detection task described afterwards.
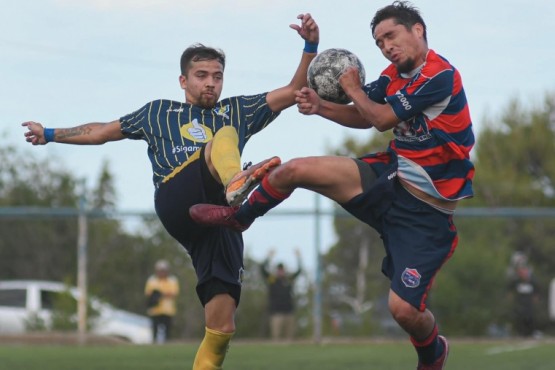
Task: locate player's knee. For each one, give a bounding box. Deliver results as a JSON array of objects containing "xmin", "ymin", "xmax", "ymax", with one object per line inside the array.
[
  {"xmin": 204, "ymin": 295, "xmax": 237, "ymax": 333},
  {"xmin": 388, "ymin": 296, "xmax": 418, "ymax": 327},
  {"xmin": 207, "ymin": 322, "xmax": 235, "ymax": 334},
  {"xmin": 205, "ymin": 315, "xmax": 236, "ymax": 333},
  {"xmin": 273, "ymin": 158, "xmax": 308, "ymax": 184},
  {"xmin": 216, "ymin": 126, "xmax": 237, "ymax": 136}
]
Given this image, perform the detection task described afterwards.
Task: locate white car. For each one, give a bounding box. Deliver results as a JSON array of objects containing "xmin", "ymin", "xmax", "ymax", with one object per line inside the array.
[{"xmin": 0, "ymin": 280, "xmax": 152, "ymax": 344}]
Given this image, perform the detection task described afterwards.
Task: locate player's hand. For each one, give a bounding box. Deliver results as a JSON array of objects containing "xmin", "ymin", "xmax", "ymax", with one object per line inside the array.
[
  {"xmin": 22, "ymin": 121, "xmax": 47, "ymax": 145},
  {"xmin": 295, "ymin": 87, "xmax": 321, "ymax": 115},
  {"xmin": 290, "ymin": 13, "xmax": 319, "ymax": 45},
  {"xmin": 339, "ymin": 67, "xmax": 363, "ymax": 96}
]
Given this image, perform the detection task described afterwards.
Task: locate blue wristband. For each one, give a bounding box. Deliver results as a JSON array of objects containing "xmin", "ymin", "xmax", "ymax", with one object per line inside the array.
[
  {"xmin": 44, "ymin": 128, "xmax": 55, "ymax": 143},
  {"xmin": 304, "ymin": 41, "xmax": 318, "ymax": 54}
]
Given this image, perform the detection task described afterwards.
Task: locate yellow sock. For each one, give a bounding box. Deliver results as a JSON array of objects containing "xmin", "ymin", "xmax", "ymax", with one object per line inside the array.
[
  {"xmin": 211, "ymin": 126, "xmax": 240, "ymax": 186},
  {"xmin": 192, "ymin": 327, "xmax": 234, "ymax": 370}
]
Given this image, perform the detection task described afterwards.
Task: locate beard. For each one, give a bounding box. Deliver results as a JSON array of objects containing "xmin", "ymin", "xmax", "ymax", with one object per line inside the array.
[
  {"xmin": 396, "ymin": 57, "xmax": 417, "ymax": 74},
  {"xmin": 197, "ymin": 95, "xmax": 218, "ymax": 109}
]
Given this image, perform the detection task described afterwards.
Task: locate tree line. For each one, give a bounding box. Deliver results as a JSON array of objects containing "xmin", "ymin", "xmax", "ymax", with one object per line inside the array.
[{"xmin": 1, "ymin": 93, "xmax": 555, "ymax": 339}]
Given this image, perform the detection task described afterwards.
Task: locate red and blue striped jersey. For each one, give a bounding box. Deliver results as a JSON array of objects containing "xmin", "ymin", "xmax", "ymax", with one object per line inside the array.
[
  {"xmin": 120, "ymin": 93, "xmax": 279, "ymax": 186},
  {"xmin": 364, "ymin": 49, "xmax": 474, "ymax": 200}
]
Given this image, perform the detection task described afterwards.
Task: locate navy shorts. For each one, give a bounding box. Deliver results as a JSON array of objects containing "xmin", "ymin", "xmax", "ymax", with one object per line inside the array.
[
  {"xmin": 341, "ymin": 152, "xmax": 458, "ymax": 311},
  {"xmin": 154, "ymin": 146, "xmax": 244, "ymax": 305},
  {"xmin": 197, "ymin": 278, "xmax": 241, "ymax": 307}
]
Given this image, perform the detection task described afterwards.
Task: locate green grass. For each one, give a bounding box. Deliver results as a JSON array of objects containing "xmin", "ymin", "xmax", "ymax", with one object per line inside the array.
[{"xmin": 0, "ymin": 338, "xmax": 553, "ymax": 370}]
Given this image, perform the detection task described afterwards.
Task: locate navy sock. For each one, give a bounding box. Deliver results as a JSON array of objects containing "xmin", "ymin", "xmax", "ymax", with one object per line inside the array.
[
  {"xmin": 235, "ymin": 175, "xmax": 290, "ymax": 226},
  {"xmin": 410, "ymin": 325, "xmax": 444, "ymax": 365}
]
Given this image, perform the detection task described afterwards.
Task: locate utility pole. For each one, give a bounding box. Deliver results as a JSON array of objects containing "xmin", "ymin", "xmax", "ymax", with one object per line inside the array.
[
  {"xmin": 77, "ymin": 192, "xmax": 88, "ymax": 344},
  {"xmin": 313, "ymin": 194, "xmax": 323, "ymax": 343}
]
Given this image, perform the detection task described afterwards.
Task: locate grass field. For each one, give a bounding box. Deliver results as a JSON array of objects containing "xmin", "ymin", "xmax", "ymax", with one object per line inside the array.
[{"xmin": 0, "ymin": 338, "xmax": 553, "ymax": 370}]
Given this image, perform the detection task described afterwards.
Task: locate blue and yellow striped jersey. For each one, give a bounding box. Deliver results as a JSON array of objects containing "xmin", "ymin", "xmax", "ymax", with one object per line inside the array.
[{"xmin": 120, "ymin": 93, "xmax": 279, "ymax": 186}]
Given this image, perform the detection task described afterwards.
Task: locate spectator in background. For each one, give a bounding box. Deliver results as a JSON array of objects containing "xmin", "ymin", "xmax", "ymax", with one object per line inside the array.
[
  {"xmin": 145, "ymin": 259, "xmax": 180, "ymax": 343},
  {"xmin": 260, "ymin": 249, "xmax": 302, "ymax": 341},
  {"xmin": 507, "ymin": 255, "xmax": 539, "ymax": 337}
]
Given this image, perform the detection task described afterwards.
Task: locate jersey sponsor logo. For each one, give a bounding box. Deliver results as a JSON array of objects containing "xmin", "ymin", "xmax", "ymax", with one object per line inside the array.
[
  {"xmin": 171, "ymin": 145, "xmax": 201, "ymax": 155},
  {"xmin": 179, "ymin": 118, "xmax": 213, "ymax": 143},
  {"xmin": 393, "ymin": 119, "xmax": 432, "ymax": 143},
  {"xmin": 214, "ymin": 105, "xmax": 230, "ymax": 119},
  {"xmin": 395, "ymin": 92, "xmax": 412, "ymax": 110},
  {"xmin": 166, "ymin": 107, "xmax": 184, "ymax": 113},
  {"xmin": 401, "ymin": 268, "xmax": 421, "ymax": 288}
]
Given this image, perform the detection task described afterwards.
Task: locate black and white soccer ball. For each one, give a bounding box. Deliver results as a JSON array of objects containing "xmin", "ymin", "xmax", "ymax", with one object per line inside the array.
[{"xmin": 307, "ymin": 48, "xmax": 365, "ymax": 104}]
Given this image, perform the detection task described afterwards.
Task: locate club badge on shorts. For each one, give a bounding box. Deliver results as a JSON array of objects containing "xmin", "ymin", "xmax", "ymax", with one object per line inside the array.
[{"xmin": 401, "ymin": 268, "xmax": 421, "ymax": 288}]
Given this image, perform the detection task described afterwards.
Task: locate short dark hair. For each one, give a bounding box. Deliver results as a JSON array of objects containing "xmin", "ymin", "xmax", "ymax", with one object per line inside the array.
[
  {"xmin": 180, "ymin": 43, "xmax": 226, "ymax": 76},
  {"xmin": 370, "ymin": 1, "xmax": 427, "ymax": 41}
]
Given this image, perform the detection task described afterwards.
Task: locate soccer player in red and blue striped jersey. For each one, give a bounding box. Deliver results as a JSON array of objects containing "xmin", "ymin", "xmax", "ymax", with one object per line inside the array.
[{"xmin": 191, "ymin": 2, "xmax": 473, "ymax": 369}]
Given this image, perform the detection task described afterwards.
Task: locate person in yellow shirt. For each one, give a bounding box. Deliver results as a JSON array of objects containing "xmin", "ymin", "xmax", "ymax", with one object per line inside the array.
[{"xmin": 145, "ymin": 260, "xmax": 180, "ymax": 343}]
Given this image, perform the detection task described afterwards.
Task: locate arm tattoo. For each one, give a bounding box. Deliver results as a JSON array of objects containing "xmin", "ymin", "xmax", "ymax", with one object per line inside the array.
[{"xmin": 56, "ymin": 125, "xmax": 94, "ymax": 140}]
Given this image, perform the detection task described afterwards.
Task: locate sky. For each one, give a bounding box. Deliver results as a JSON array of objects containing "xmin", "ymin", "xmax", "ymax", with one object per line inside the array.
[{"xmin": 2, "ymin": 0, "xmax": 554, "ymax": 274}]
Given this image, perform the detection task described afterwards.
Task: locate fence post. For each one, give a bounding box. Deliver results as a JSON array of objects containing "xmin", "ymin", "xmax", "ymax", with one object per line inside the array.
[
  {"xmin": 77, "ymin": 194, "xmax": 88, "ymax": 344},
  {"xmin": 313, "ymin": 194, "xmax": 323, "ymax": 343}
]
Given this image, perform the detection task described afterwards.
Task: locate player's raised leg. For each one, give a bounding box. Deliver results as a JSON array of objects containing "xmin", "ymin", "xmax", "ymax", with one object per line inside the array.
[
  {"xmin": 209, "ymin": 126, "xmax": 242, "ymax": 187},
  {"xmin": 388, "ymin": 291, "xmax": 449, "ymax": 370},
  {"xmin": 207, "ymin": 126, "xmax": 281, "ymax": 207},
  {"xmin": 190, "ymin": 156, "xmax": 363, "ymax": 230}
]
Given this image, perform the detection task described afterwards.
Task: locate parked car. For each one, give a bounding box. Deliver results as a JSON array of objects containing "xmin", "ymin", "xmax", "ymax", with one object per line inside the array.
[{"xmin": 0, "ymin": 280, "xmax": 152, "ymax": 344}]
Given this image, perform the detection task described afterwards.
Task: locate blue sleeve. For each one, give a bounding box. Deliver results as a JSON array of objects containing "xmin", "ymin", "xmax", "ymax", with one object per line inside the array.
[
  {"xmin": 120, "ymin": 103, "xmax": 151, "ymax": 140},
  {"xmin": 363, "ymin": 76, "xmax": 389, "ymax": 104},
  {"xmin": 385, "ymin": 70, "xmax": 453, "ymax": 122},
  {"xmin": 238, "ymin": 93, "xmax": 281, "ymax": 136}
]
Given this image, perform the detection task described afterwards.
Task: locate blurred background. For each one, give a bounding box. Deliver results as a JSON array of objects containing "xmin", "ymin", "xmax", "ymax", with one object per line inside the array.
[
  {"xmin": 1, "ymin": 0, "xmax": 555, "ymax": 344},
  {"xmin": 2, "ymin": 93, "xmax": 555, "ymax": 342}
]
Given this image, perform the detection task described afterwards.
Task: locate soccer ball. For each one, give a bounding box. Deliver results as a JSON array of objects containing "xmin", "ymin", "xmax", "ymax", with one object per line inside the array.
[{"xmin": 307, "ymin": 48, "xmax": 365, "ymax": 104}]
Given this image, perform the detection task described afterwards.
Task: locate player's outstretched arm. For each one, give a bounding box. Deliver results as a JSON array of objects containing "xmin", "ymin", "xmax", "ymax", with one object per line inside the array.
[
  {"xmin": 295, "ymin": 87, "xmax": 372, "ymax": 129},
  {"xmin": 266, "ymin": 13, "xmax": 319, "ymax": 113},
  {"xmin": 340, "ymin": 68, "xmax": 399, "ymax": 132},
  {"xmin": 22, "ymin": 120, "xmax": 125, "ymax": 145}
]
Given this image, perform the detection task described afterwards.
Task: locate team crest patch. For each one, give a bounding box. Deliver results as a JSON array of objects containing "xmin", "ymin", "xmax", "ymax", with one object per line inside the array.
[
  {"xmin": 401, "ymin": 268, "xmax": 421, "ymax": 288},
  {"xmin": 214, "ymin": 105, "xmax": 230, "ymax": 119}
]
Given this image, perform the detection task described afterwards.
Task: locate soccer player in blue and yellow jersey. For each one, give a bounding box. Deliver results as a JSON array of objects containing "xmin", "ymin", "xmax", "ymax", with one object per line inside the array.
[
  {"xmin": 191, "ymin": 2, "xmax": 473, "ymax": 369},
  {"xmin": 23, "ymin": 13, "xmax": 319, "ymax": 369}
]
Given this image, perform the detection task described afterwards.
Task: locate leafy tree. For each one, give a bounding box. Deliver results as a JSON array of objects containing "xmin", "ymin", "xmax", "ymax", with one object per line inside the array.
[
  {"xmin": 0, "ymin": 144, "xmax": 80, "ymax": 281},
  {"xmin": 0, "ymin": 144, "xmax": 200, "ymax": 337},
  {"xmin": 470, "ymin": 95, "xmax": 555, "ymax": 207},
  {"xmin": 90, "ymin": 160, "xmax": 117, "ymax": 211},
  {"xmin": 49, "ymin": 282, "xmax": 100, "ymax": 332},
  {"xmin": 435, "ymin": 93, "xmax": 555, "ymax": 335}
]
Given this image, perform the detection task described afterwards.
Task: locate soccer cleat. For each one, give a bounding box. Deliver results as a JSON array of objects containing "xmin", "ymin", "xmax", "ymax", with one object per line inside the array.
[
  {"xmin": 225, "ymin": 156, "xmax": 281, "ymax": 206},
  {"xmin": 417, "ymin": 336, "xmax": 449, "ymax": 370},
  {"xmin": 189, "ymin": 204, "xmax": 251, "ymax": 232}
]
